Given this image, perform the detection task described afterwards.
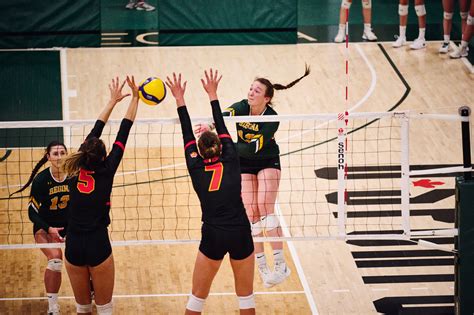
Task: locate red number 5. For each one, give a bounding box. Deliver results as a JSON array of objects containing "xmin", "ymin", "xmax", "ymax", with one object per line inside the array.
[
  {"xmin": 205, "ymin": 162, "xmax": 224, "ymax": 192},
  {"xmin": 77, "ymin": 169, "xmax": 95, "ymax": 194}
]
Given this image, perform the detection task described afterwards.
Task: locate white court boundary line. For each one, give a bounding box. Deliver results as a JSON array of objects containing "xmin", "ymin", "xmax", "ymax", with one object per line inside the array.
[
  {"xmin": 276, "ymin": 202, "xmax": 319, "ymax": 315},
  {"xmin": 0, "ymin": 290, "xmax": 305, "ymax": 301}
]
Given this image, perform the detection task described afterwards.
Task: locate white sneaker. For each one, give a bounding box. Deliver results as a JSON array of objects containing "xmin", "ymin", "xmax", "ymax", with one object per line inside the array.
[
  {"xmin": 125, "ymin": 1, "xmax": 136, "ymax": 9},
  {"xmin": 258, "ymin": 264, "xmax": 274, "ymax": 288},
  {"xmin": 450, "ymin": 46, "xmax": 469, "ymax": 59},
  {"xmin": 48, "ymin": 304, "xmax": 60, "ymax": 315},
  {"xmin": 392, "ymin": 36, "xmax": 406, "ymax": 48},
  {"xmin": 268, "ymin": 261, "xmax": 291, "ymax": 286},
  {"xmin": 439, "ymin": 42, "xmax": 450, "ymax": 53},
  {"xmin": 362, "ymin": 29, "xmax": 377, "ymax": 41},
  {"xmin": 135, "ymin": 1, "xmax": 155, "ymax": 11},
  {"xmin": 334, "ymin": 30, "xmax": 345, "ymax": 43},
  {"xmin": 410, "ymin": 38, "xmax": 426, "ymax": 50}
]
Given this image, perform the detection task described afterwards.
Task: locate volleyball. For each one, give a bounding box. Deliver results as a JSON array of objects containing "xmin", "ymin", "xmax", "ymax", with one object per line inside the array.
[{"xmin": 138, "ymin": 77, "xmax": 167, "ymax": 106}]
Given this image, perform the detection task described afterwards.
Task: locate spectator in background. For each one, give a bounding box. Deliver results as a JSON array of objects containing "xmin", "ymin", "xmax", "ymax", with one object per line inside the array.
[
  {"xmin": 334, "ymin": 0, "xmax": 378, "ymax": 43},
  {"xmin": 450, "ymin": 0, "xmax": 473, "ymax": 58},
  {"xmin": 393, "ymin": 0, "xmax": 427, "ymax": 50},
  {"xmin": 125, "ymin": 0, "xmax": 155, "ymax": 11}
]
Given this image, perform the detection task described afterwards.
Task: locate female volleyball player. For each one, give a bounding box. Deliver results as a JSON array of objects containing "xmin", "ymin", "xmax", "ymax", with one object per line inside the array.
[
  {"xmin": 439, "ymin": 0, "xmax": 469, "ymax": 53},
  {"xmin": 11, "ymin": 141, "xmax": 69, "ymax": 315},
  {"xmin": 62, "ymin": 76, "xmax": 138, "ymax": 315},
  {"xmin": 393, "ymin": 0, "xmax": 427, "ymax": 49},
  {"xmin": 195, "ymin": 65, "xmax": 310, "ymax": 288},
  {"xmin": 166, "ymin": 69, "xmax": 255, "ymax": 315}
]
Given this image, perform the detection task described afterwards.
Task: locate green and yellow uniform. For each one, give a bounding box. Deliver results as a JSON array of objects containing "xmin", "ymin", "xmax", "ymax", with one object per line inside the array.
[
  {"xmin": 223, "ymin": 99, "xmax": 280, "ymax": 160},
  {"xmin": 28, "ymin": 167, "xmax": 69, "ymax": 236}
]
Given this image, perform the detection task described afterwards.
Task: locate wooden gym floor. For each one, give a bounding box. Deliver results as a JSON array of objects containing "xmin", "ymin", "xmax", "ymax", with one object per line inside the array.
[{"xmin": 0, "ymin": 41, "xmax": 473, "ymax": 314}]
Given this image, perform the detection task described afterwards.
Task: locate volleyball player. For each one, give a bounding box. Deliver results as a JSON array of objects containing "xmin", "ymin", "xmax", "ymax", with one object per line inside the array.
[
  {"xmin": 439, "ymin": 0, "xmax": 469, "ymax": 53},
  {"xmin": 393, "ymin": 0, "xmax": 428, "ymax": 49},
  {"xmin": 62, "ymin": 76, "xmax": 138, "ymax": 315},
  {"xmin": 450, "ymin": 0, "xmax": 473, "ymax": 58},
  {"xmin": 10, "ymin": 141, "xmax": 69, "ymax": 315},
  {"xmin": 166, "ymin": 69, "xmax": 255, "ymax": 314},
  {"xmin": 334, "ymin": 0, "xmax": 378, "ymax": 43},
  {"xmin": 195, "ymin": 65, "xmax": 310, "ymax": 288}
]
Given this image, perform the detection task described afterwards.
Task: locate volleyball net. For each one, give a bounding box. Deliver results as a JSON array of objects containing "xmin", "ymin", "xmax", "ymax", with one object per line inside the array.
[{"xmin": 0, "ymin": 110, "xmax": 470, "ymax": 248}]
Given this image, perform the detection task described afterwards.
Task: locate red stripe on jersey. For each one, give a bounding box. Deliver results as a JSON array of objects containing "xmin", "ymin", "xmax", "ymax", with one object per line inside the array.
[
  {"xmin": 184, "ymin": 140, "xmax": 196, "ymax": 150},
  {"xmin": 114, "ymin": 141, "xmax": 125, "ymax": 151},
  {"xmin": 106, "ymin": 201, "xmax": 111, "ymax": 206},
  {"xmin": 218, "ymin": 134, "xmax": 232, "ymax": 139}
]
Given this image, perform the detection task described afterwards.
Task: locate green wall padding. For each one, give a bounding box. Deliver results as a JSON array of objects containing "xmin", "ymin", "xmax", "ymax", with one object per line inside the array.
[
  {"xmin": 0, "ymin": 51, "xmax": 63, "ymax": 148},
  {"xmin": 0, "ymin": 0, "xmax": 100, "ymax": 48},
  {"xmin": 159, "ymin": 31, "xmax": 297, "ymax": 46},
  {"xmin": 160, "ymin": 0, "xmax": 297, "ymax": 30},
  {"xmin": 455, "ymin": 177, "xmax": 474, "ymax": 315}
]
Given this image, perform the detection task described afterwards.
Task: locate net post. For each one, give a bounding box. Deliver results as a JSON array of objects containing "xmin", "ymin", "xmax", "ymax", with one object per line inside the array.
[
  {"xmin": 455, "ymin": 106, "xmax": 473, "ymax": 315},
  {"xmin": 400, "ymin": 114, "xmax": 410, "ymax": 237},
  {"xmin": 458, "ymin": 106, "xmax": 471, "ymax": 180},
  {"xmin": 337, "ymin": 113, "xmax": 347, "ymax": 237}
]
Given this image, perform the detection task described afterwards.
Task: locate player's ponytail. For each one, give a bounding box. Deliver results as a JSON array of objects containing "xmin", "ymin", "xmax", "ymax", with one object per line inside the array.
[
  {"xmin": 198, "ymin": 131, "xmax": 221, "ymax": 159},
  {"xmin": 62, "ymin": 137, "xmax": 106, "ymax": 177},
  {"xmin": 10, "ymin": 141, "xmax": 66, "ymax": 197},
  {"xmin": 256, "ymin": 63, "xmax": 311, "ymax": 106}
]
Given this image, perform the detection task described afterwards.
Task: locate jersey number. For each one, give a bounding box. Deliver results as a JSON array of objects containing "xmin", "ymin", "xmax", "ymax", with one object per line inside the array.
[
  {"xmin": 50, "ymin": 195, "xmax": 69, "ymax": 210},
  {"xmin": 77, "ymin": 169, "xmax": 95, "ymax": 194},
  {"xmin": 204, "ymin": 162, "xmax": 224, "ymax": 192}
]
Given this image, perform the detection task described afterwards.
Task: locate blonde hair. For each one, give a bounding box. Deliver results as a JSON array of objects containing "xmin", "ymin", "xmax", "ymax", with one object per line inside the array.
[{"xmin": 62, "ymin": 137, "xmax": 106, "ymax": 177}]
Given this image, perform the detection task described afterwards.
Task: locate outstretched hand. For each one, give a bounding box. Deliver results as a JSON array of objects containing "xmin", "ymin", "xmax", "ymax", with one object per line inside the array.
[
  {"xmin": 126, "ymin": 75, "xmax": 139, "ymax": 98},
  {"xmin": 108, "ymin": 77, "xmax": 130, "ymax": 104},
  {"xmin": 201, "ymin": 68, "xmax": 221, "ymax": 101},
  {"xmin": 165, "ymin": 73, "xmax": 187, "ymax": 107}
]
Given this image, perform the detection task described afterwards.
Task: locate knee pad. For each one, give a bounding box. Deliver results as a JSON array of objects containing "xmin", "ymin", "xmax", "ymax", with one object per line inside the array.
[
  {"xmin": 251, "ymin": 220, "xmax": 262, "ymax": 236},
  {"xmin": 76, "ymin": 303, "xmax": 93, "ymax": 314},
  {"xmin": 398, "ymin": 4, "xmax": 408, "ymax": 16},
  {"xmin": 186, "ymin": 294, "xmax": 205, "ymax": 312},
  {"xmin": 96, "ymin": 301, "xmax": 113, "ymax": 315},
  {"xmin": 362, "ymin": 0, "xmax": 371, "ymax": 9},
  {"xmin": 261, "ymin": 214, "xmax": 280, "ymax": 231},
  {"xmin": 467, "ymin": 14, "xmax": 473, "ymax": 25},
  {"xmin": 238, "ymin": 294, "xmax": 256, "ymax": 310},
  {"xmin": 460, "ymin": 11, "xmax": 468, "ymax": 19},
  {"xmin": 415, "ymin": 5, "xmax": 426, "ymax": 16},
  {"xmin": 341, "ymin": 0, "xmax": 351, "ymax": 9},
  {"xmin": 47, "ymin": 259, "xmax": 62, "ymax": 272},
  {"xmin": 444, "ymin": 11, "xmax": 453, "ymax": 20}
]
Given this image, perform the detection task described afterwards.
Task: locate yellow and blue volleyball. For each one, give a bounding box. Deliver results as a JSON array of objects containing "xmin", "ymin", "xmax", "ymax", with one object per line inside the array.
[{"xmin": 138, "ymin": 77, "xmax": 167, "ymax": 106}]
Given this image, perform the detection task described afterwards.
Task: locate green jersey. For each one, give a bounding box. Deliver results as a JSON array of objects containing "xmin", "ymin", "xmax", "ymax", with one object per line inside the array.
[
  {"xmin": 28, "ymin": 167, "xmax": 69, "ymax": 232},
  {"xmin": 223, "ymin": 99, "xmax": 280, "ymax": 159}
]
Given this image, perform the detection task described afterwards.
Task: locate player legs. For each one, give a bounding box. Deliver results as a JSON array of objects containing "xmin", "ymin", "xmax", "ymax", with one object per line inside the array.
[
  {"xmin": 185, "ymin": 251, "xmax": 222, "ymax": 314},
  {"xmin": 35, "ymin": 230, "xmax": 63, "ymax": 315},
  {"xmin": 230, "ymin": 253, "xmax": 256, "ymax": 315},
  {"xmin": 65, "ymin": 259, "xmax": 93, "ymax": 315},
  {"xmin": 89, "ymin": 254, "xmax": 115, "ymax": 314}
]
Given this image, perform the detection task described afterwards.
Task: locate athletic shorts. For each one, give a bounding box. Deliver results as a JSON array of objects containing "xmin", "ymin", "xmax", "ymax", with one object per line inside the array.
[
  {"xmin": 34, "ymin": 224, "xmax": 67, "ymax": 238},
  {"xmin": 65, "ymin": 228, "xmax": 112, "ymax": 267},
  {"xmin": 199, "ymin": 224, "xmax": 254, "ymax": 260},
  {"xmin": 239, "ymin": 156, "xmax": 281, "ymax": 175}
]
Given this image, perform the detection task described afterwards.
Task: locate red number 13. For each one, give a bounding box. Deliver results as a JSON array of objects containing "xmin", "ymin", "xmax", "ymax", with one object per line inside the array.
[
  {"xmin": 205, "ymin": 162, "xmax": 224, "ymax": 192},
  {"xmin": 77, "ymin": 169, "xmax": 95, "ymax": 194}
]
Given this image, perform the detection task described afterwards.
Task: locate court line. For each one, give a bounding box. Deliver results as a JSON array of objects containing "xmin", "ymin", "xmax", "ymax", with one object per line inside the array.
[
  {"xmin": 276, "ymin": 203, "xmax": 319, "ymax": 315},
  {"xmin": 0, "ymin": 290, "xmax": 306, "ymax": 301}
]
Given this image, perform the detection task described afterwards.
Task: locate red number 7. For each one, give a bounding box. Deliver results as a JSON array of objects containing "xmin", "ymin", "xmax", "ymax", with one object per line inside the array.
[{"xmin": 204, "ymin": 162, "xmax": 224, "ymax": 192}]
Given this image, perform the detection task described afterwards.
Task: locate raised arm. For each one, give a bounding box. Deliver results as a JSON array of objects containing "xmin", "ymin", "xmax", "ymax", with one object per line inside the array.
[
  {"xmin": 86, "ymin": 77, "xmax": 130, "ymax": 140},
  {"xmin": 200, "ymin": 69, "xmax": 229, "ymax": 135},
  {"xmin": 166, "ymin": 73, "xmax": 195, "ymax": 145}
]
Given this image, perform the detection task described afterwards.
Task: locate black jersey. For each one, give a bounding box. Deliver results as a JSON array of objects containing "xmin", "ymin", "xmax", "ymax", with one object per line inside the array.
[
  {"xmin": 28, "ymin": 167, "xmax": 70, "ymax": 232},
  {"xmin": 223, "ymin": 99, "xmax": 280, "ymax": 159},
  {"xmin": 68, "ymin": 119, "xmax": 133, "ymax": 232},
  {"xmin": 178, "ymin": 100, "xmax": 250, "ymax": 231}
]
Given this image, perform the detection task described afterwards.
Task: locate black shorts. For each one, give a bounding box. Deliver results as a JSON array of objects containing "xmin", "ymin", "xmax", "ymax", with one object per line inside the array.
[
  {"xmin": 199, "ymin": 224, "xmax": 254, "ymax": 260},
  {"xmin": 65, "ymin": 228, "xmax": 112, "ymax": 267},
  {"xmin": 34, "ymin": 224, "xmax": 67, "ymax": 238},
  {"xmin": 239, "ymin": 156, "xmax": 281, "ymax": 175}
]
